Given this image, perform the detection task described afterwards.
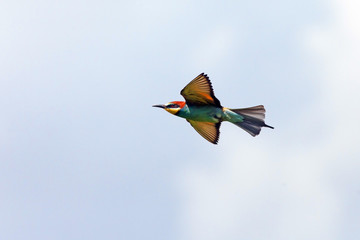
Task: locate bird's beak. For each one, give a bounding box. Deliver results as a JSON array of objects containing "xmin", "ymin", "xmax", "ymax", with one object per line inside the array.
[{"xmin": 152, "ymin": 104, "xmax": 165, "ymax": 109}]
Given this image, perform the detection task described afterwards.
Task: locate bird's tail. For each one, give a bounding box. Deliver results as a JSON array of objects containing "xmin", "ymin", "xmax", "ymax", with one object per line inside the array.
[{"xmin": 229, "ymin": 105, "xmax": 274, "ymax": 137}]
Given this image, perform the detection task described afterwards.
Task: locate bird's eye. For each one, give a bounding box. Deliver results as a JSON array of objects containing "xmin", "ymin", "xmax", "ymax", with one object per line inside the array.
[{"xmin": 167, "ymin": 104, "xmax": 179, "ymax": 108}]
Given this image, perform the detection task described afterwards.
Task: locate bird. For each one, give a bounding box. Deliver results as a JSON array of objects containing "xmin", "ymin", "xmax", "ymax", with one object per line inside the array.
[{"xmin": 153, "ymin": 73, "xmax": 274, "ymax": 144}]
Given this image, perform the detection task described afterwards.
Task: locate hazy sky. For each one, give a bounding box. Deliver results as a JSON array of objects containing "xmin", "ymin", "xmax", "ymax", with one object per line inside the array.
[{"xmin": 1, "ymin": 1, "xmax": 360, "ymax": 239}]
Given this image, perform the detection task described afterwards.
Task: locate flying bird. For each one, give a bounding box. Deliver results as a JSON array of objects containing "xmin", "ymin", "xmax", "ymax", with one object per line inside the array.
[{"xmin": 153, "ymin": 73, "xmax": 274, "ymax": 144}]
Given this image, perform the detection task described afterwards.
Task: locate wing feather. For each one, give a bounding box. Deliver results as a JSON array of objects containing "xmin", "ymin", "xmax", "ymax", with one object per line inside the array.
[
  {"xmin": 187, "ymin": 120, "xmax": 221, "ymax": 144},
  {"xmin": 180, "ymin": 73, "xmax": 221, "ymax": 107}
]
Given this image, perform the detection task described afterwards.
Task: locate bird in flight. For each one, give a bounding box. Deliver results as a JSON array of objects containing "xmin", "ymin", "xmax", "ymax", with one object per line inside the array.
[{"xmin": 153, "ymin": 73, "xmax": 274, "ymax": 144}]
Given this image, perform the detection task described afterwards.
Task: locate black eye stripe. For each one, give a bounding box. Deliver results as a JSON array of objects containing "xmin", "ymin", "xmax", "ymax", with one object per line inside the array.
[{"xmin": 167, "ymin": 104, "xmax": 179, "ymax": 108}]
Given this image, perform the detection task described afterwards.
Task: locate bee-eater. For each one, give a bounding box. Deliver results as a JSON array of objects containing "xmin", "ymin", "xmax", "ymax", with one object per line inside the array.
[{"xmin": 153, "ymin": 73, "xmax": 274, "ymax": 144}]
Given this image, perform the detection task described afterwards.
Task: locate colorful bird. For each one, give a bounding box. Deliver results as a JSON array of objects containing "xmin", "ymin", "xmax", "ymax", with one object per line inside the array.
[{"xmin": 153, "ymin": 73, "xmax": 274, "ymax": 144}]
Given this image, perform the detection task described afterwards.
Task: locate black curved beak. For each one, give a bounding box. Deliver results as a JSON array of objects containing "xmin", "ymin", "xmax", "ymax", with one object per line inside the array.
[{"xmin": 152, "ymin": 104, "xmax": 165, "ymax": 109}]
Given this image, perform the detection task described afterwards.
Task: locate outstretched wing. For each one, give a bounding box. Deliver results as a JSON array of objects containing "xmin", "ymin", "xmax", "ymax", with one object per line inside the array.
[
  {"xmin": 187, "ymin": 120, "xmax": 221, "ymax": 144},
  {"xmin": 180, "ymin": 73, "xmax": 221, "ymax": 107}
]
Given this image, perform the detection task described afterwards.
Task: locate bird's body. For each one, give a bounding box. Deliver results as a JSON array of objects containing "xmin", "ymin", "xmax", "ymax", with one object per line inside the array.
[
  {"xmin": 175, "ymin": 104, "xmax": 243, "ymax": 123},
  {"xmin": 153, "ymin": 73, "xmax": 273, "ymax": 144},
  {"xmin": 177, "ymin": 104, "xmax": 223, "ymax": 123}
]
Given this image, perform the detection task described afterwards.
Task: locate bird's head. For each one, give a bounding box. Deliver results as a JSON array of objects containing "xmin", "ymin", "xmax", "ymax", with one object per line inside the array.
[{"xmin": 152, "ymin": 101, "xmax": 185, "ymax": 115}]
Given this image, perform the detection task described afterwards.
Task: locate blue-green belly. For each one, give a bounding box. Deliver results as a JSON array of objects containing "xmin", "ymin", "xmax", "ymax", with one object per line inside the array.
[
  {"xmin": 176, "ymin": 105, "xmax": 245, "ymax": 123},
  {"xmin": 176, "ymin": 105, "xmax": 223, "ymax": 122}
]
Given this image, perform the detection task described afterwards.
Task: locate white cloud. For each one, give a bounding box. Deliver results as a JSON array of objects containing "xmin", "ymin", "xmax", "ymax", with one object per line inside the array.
[{"xmin": 178, "ymin": 141, "xmax": 342, "ymax": 240}]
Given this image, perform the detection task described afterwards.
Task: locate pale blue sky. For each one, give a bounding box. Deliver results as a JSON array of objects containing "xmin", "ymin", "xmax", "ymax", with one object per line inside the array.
[{"xmin": 1, "ymin": 1, "xmax": 360, "ymax": 240}]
